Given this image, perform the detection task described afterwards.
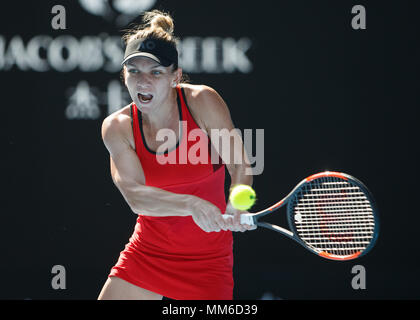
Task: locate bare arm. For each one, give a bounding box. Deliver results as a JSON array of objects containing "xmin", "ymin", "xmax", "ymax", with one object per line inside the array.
[
  {"xmin": 193, "ymin": 86, "xmax": 253, "ymax": 188},
  {"xmin": 101, "ymin": 112, "xmax": 228, "ymax": 232},
  {"xmin": 191, "ymin": 86, "xmax": 255, "ymax": 231}
]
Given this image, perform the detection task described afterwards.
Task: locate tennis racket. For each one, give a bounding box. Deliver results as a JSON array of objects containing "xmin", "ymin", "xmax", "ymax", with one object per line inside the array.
[{"xmin": 223, "ymin": 171, "xmax": 379, "ymax": 261}]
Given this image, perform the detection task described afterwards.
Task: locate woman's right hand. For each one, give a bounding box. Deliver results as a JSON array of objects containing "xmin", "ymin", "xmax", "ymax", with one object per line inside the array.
[{"xmin": 190, "ymin": 198, "xmax": 229, "ymax": 233}]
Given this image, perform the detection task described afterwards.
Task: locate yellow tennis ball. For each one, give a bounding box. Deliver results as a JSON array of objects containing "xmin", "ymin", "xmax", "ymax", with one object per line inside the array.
[{"xmin": 229, "ymin": 184, "xmax": 256, "ymax": 211}]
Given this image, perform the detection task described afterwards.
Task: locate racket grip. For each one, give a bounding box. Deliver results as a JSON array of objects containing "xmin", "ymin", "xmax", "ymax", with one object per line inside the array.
[{"xmin": 222, "ymin": 214, "xmax": 255, "ymax": 225}]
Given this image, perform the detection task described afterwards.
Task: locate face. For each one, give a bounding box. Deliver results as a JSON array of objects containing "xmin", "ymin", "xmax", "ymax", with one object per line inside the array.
[{"xmin": 124, "ymin": 56, "xmax": 180, "ymax": 114}]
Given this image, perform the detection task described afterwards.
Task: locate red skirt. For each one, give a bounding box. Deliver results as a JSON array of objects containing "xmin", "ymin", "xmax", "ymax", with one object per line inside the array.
[{"xmin": 108, "ymin": 168, "xmax": 234, "ymax": 300}]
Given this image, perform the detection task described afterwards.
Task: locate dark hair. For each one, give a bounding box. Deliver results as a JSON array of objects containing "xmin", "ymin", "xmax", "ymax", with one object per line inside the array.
[{"xmin": 120, "ymin": 10, "xmax": 189, "ymax": 84}]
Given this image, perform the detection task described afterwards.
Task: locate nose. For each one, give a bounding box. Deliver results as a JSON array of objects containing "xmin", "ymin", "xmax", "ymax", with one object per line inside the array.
[{"xmin": 136, "ymin": 73, "xmax": 152, "ymax": 89}]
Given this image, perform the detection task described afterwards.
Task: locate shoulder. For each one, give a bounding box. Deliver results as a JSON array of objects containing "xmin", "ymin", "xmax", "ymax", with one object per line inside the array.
[
  {"xmin": 181, "ymin": 84, "xmax": 232, "ymax": 131},
  {"xmin": 182, "ymin": 84, "xmax": 224, "ymax": 107},
  {"xmin": 101, "ymin": 104, "xmax": 134, "ymax": 151}
]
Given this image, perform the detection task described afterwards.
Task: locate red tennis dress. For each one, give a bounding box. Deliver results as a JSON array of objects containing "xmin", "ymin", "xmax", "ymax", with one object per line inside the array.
[{"xmin": 108, "ymin": 85, "xmax": 234, "ymax": 299}]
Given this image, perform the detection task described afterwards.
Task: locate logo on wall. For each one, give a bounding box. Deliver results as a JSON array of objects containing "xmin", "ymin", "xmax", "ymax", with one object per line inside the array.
[
  {"xmin": 78, "ymin": 0, "xmax": 157, "ymax": 26},
  {"xmin": 65, "ymin": 81, "xmax": 101, "ymax": 120},
  {"xmin": 0, "ymin": 1, "xmax": 253, "ymax": 120}
]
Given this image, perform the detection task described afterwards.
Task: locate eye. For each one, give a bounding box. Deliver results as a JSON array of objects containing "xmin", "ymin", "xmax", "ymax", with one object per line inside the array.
[
  {"xmin": 152, "ymin": 70, "xmax": 162, "ymax": 75},
  {"xmin": 128, "ymin": 69, "xmax": 139, "ymax": 74}
]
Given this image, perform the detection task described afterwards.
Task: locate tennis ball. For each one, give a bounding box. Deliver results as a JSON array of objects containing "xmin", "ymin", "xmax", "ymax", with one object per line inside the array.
[{"xmin": 229, "ymin": 184, "xmax": 256, "ymax": 211}]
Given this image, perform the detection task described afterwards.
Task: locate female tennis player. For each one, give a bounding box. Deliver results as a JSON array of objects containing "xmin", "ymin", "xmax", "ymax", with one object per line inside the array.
[{"xmin": 98, "ymin": 10, "xmax": 254, "ymax": 300}]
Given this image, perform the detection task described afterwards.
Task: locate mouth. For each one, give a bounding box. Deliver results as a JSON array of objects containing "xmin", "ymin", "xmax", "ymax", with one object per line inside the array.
[{"xmin": 138, "ymin": 92, "xmax": 153, "ymax": 104}]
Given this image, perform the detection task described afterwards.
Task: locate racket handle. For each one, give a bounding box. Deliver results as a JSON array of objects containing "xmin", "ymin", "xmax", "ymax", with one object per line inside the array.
[{"xmin": 222, "ymin": 214, "xmax": 255, "ymax": 225}]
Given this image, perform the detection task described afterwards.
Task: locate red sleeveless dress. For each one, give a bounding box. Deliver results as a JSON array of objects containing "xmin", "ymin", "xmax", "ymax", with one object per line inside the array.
[{"xmin": 108, "ymin": 85, "xmax": 234, "ymax": 300}]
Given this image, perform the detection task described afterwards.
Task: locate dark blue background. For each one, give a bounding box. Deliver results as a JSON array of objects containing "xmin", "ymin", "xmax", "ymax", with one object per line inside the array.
[{"xmin": 2, "ymin": 0, "xmax": 418, "ymax": 299}]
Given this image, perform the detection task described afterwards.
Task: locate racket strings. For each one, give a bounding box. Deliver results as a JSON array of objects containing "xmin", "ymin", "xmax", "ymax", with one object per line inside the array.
[{"xmin": 292, "ymin": 177, "xmax": 375, "ymax": 258}]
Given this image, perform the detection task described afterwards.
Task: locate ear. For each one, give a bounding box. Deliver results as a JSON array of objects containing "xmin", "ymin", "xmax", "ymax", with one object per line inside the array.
[
  {"xmin": 176, "ymin": 68, "xmax": 183, "ymax": 82},
  {"xmin": 172, "ymin": 68, "xmax": 183, "ymax": 87},
  {"xmin": 123, "ymin": 66, "xmax": 128, "ymax": 86}
]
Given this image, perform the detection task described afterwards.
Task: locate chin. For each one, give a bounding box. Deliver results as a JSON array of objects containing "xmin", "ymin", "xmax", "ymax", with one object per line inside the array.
[{"xmin": 136, "ymin": 102, "xmax": 153, "ymax": 113}]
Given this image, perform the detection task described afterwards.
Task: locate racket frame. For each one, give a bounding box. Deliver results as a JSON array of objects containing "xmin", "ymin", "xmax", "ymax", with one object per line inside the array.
[{"xmin": 238, "ymin": 171, "xmax": 380, "ymax": 261}]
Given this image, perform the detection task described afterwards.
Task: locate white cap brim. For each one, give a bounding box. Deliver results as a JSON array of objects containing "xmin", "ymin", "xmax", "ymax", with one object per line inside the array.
[{"xmin": 121, "ymin": 52, "xmax": 161, "ymax": 66}]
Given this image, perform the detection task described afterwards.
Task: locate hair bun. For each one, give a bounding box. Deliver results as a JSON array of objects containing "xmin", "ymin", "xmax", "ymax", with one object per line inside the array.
[{"xmin": 144, "ymin": 10, "xmax": 174, "ymax": 35}]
